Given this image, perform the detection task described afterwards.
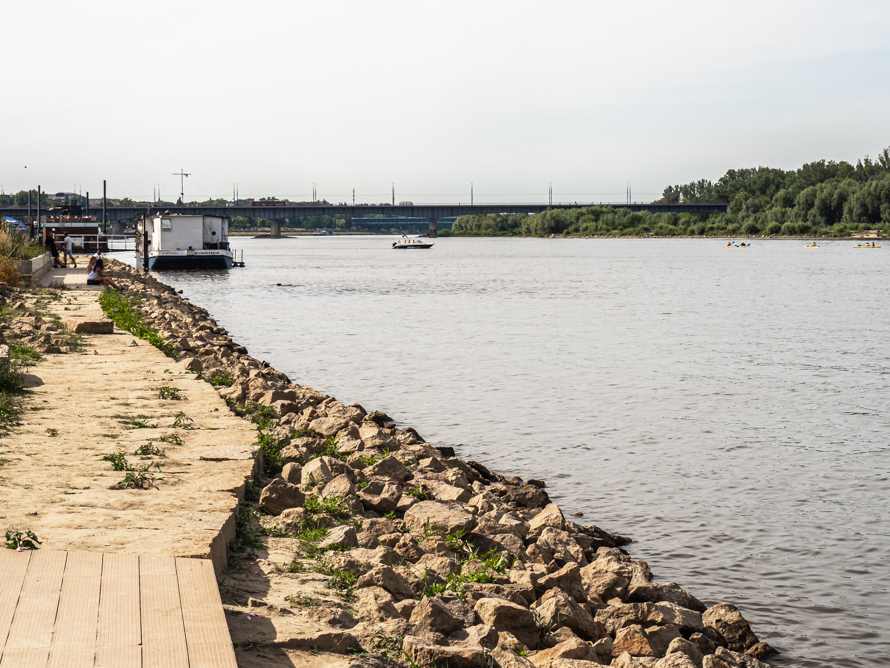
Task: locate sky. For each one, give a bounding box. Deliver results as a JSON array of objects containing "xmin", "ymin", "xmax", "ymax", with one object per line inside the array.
[{"xmin": 2, "ymin": 0, "xmax": 890, "ymax": 204}]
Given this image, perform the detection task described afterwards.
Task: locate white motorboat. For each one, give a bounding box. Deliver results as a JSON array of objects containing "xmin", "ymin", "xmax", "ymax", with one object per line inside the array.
[{"xmin": 392, "ymin": 235, "xmax": 434, "ymax": 249}]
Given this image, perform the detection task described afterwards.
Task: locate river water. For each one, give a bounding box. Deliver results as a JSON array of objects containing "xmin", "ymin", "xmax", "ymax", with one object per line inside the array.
[{"xmin": 133, "ymin": 237, "xmax": 889, "ymax": 667}]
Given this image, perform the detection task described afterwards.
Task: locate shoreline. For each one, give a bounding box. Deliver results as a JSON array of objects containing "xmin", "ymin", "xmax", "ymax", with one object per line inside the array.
[{"xmin": 7, "ymin": 264, "xmax": 779, "ymax": 668}]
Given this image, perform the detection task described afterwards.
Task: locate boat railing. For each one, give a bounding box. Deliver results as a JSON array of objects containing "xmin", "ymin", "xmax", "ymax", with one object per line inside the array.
[{"xmin": 64, "ymin": 234, "xmax": 137, "ymax": 253}]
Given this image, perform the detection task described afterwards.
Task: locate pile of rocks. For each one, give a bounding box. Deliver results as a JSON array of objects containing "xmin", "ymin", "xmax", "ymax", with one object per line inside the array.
[{"xmin": 107, "ymin": 262, "xmax": 776, "ymax": 668}]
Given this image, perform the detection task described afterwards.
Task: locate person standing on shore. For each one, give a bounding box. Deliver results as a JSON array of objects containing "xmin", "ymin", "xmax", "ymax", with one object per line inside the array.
[
  {"xmin": 62, "ymin": 233, "xmax": 77, "ymax": 267},
  {"xmin": 45, "ymin": 231, "xmax": 65, "ymax": 268}
]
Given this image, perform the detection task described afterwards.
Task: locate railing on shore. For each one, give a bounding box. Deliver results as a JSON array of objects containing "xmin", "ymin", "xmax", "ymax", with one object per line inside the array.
[{"xmin": 67, "ymin": 234, "xmax": 136, "ymax": 253}]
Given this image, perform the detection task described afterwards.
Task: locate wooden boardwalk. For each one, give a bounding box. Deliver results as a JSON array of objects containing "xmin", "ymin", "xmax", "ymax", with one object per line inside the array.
[{"xmin": 0, "ymin": 550, "xmax": 237, "ymax": 668}]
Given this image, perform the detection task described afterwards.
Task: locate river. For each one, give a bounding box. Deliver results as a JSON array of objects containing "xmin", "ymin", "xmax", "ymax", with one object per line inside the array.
[{"xmin": 128, "ymin": 236, "xmax": 890, "ymax": 667}]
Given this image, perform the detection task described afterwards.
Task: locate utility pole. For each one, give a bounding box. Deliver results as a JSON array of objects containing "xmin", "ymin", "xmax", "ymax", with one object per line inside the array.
[
  {"xmin": 352, "ymin": 188, "xmax": 355, "ymax": 206},
  {"xmin": 85, "ymin": 191, "xmax": 89, "ymax": 218},
  {"xmin": 102, "ymin": 180, "xmax": 107, "ymax": 233},
  {"xmin": 392, "ymin": 183, "xmax": 395, "ymax": 206},
  {"xmin": 471, "ymin": 182, "xmax": 474, "ymax": 205},
  {"xmin": 36, "ymin": 186, "xmax": 42, "ymax": 240},
  {"xmin": 173, "ymin": 168, "xmax": 190, "ymax": 208},
  {"xmin": 27, "ymin": 190, "xmax": 32, "ymax": 239}
]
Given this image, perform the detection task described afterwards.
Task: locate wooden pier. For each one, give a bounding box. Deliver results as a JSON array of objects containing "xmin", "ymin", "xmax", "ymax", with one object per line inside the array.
[{"xmin": 0, "ymin": 550, "xmax": 237, "ymax": 668}]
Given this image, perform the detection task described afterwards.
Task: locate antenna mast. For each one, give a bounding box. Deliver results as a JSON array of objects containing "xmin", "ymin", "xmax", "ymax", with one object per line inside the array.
[{"xmin": 173, "ymin": 168, "xmax": 190, "ymax": 207}]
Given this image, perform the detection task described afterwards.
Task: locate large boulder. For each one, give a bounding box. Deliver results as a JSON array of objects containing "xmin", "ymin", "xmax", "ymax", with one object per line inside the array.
[
  {"xmin": 530, "ymin": 637, "xmax": 599, "ymax": 667},
  {"xmin": 404, "ymin": 501, "xmax": 477, "ymax": 536},
  {"xmin": 612, "ymin": 624, "xmax": 681, "ymax": 658},
  {"xmin": 702, "ymin": 604, "xmax": 760, "ymax": 654},
  {"xmin": 580, "ymin": 564, "xmax": 629, "ymax": 602},
  {"xmin": 474, "ymin": 598, "xmax": 539, "ymax": 650},
  {"xmin": 702, "ymin": 646, "xmax": 771, "ymax": 668},
  {"xmin": 665, "ymin": 637, "xmax": 703, "ymax": 667},
  {"xmin": 355, "ymin": 566, "xmax": 415, "ymax": 600},
  {"xmin": 354, "ymin": 586, "xmax": 401, "ymax": 622},
  {"xmin": 529, "ymin": 504, "xmax": 566, "ymax": 534},
  {"xmin": 409, "ymin": 596, "xmax": 464, "ymax": 635},
  {"xmin": 301, "ymin": 457, "xmax": 334, "ymax": 487},
  {"xmin": 258, "ymin": 478, "xmax": 305, "ymax": 516},
  {"xmin": 310, "ymin": 416, "xmax": 354, "ymax": 437},
  {"xmin": 535, "ymin": 528, "xmax": 587, "ymax": 565},
  {"xmin": 403, "ymin": 635, "xmax": 486, "ymax": 668},
  {"xmin": 357, "ymin": 480, "xmax": 402, "ymax": 514},
  {"xmin": 321, "ymin": 473, "xmax": 355, "ymax": 499},
  {"xmin": 502, "ymin": 483, "xmax": 550, "ymax": 509},
  {"xmin": 536, "ymin": 590, "xmax": 605, "ymax": 641},
  {"xmin": 490, "ymin": 646, "xmax": 537, "ymax": 668},
  {"xmin": 630, "ymin": 582, "xmax": 706, "ymax": 613},
  {"xmin": 365, "ymin": 455, "xmax": 411, "ymax": 483},
  {"xmin": 595, "ymin": 602, "xmax": 702, "ymax": 636},
  {"xmin": 535, "ymin": 563, "xmax": 586, "ymax": 603},
  {"xmin": 317, "ymin": 525, "xmax": 358, "ymax": 550},
  {"xmin": 653, "ymin": 654, "xmax": 699, "ymax": 668},
  {"xmin": 324, "ymin": 546, "xmax": 398, "ymax": 574}
]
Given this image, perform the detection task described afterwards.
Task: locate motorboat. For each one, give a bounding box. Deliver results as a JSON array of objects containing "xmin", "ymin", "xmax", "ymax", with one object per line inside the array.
[{"xmin": 392, "ymin": 236, "xmax": 434, "ymax": 249}]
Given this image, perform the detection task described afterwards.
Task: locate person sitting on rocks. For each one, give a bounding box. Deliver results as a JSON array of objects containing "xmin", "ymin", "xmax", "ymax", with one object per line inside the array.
[{"xmin": 87, "ymin": 258, "xmax": 118, "ymax": 289}]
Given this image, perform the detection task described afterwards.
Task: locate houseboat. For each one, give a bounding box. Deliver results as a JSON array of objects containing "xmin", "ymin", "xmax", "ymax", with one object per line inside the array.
[{"xmin": 137, "ymin": 214, "xmax": 234, "ymax": 270}]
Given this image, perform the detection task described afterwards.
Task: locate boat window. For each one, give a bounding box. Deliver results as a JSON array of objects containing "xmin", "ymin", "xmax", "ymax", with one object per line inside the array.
[{"xmin": 161, "ymin": 219, "xmax": 172, "ymax": 231}]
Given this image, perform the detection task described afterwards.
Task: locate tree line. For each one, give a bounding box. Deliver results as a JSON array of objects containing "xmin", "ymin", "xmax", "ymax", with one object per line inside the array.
[{"xmin": 451, "ymin": 146, "xmax": 890, "ymax": 237}]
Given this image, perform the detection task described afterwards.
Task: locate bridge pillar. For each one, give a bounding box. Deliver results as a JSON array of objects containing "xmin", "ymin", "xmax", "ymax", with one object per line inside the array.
[
  {"xmin": 270, "ymin": 220, "xmax": 281, "ymax": 238},
  {"xmin": 428, "ymin": 219, "xmax": 438, "ymax": 238}
]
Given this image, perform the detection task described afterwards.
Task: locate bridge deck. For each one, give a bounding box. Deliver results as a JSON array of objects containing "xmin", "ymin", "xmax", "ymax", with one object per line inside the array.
[{"xmin": 0, "ymin": 550, "xmax": 237, "ymax": 668}]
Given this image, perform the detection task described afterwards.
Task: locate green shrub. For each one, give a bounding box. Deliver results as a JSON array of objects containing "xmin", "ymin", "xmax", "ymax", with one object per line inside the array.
[{"xmin": 99, "ymin": 290, "xmax": 179, "ymax": 360}]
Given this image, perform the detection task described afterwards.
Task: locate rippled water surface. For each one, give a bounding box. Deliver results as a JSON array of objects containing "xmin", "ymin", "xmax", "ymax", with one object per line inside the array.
[{"xmin": 140, "ymin": 237, "xmax": 890, "ymax": 666}]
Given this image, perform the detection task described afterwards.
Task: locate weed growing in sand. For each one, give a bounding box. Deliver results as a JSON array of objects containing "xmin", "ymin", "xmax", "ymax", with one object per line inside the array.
[
  {"xmin": 406, "ymin": 486, "xmax": 430, "ymax": 501},
  {"xmin": 367, "ymin": 631, "xmax": 406, "ymax": 661},
  {"xmin": 101, "ymin": 451, "xmax": 129, "ymax": 471},
  {"xmin": 5, "ymin": 529, "xmax": 41, "ymax": 550},
  {"xmin": 121, "ymin": 415, "xmax": 158, "ymax": 429},
  {"xmin": 158, "ymin": 386, "xmax": 183, "ymax": 401},
  {"xmin": 100, "ymin": 433, "xmax": 120, "ymax": 439},
  {"xmin": 130, "ymin": 340, "xmax": 139, "ymax": 347},
  {"xmin": 156, "ymin": 434, "xmax": 184, "ymax": 447},
  {"xmin": 206, "ymin": 370, "xmax": 234, "ymax": 387},
  {"xmin": 98, "ymin": 290, "xmax": 179, "ymax": 360},
  {"xmin": 304, "ymin": 496, "xmax": 353, "ymax": 524},
  {"xmin": 134, "ymin": 442, "xmax": 166, "ymax": 458},
  {"xmin": 120, "ymin": 464, "xmax": 161, "ymax": 490},
  {"xmin": 284, "ymin": 594, "xmax": 318, "ymax": 608},
  {"xmin": 306, "ymin": 435, "xmax": 341, "ymax": 463},
  {"xmin": 230, "ymin": 504, "xmax": 265, "ymax": 554},
  {"xmin": 172, "ymin": 412, "xmax": 194, "ymax": 429},
  {"xmin": 102, "ymin": 451, "xmax": 162, "ymax": 489},
  {"xmin": 317, "ymin": 563, "xmax": 358, "ymax": 601}
]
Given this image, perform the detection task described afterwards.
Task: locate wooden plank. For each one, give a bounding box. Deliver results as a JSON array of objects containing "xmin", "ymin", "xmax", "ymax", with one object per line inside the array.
[
  {"xmin": 0, "ymin": 647, "xmax": 50, "ymax": 668},
  {"xmin": 4, "ymin": 550, "xmax": 67, "ymax": 656},
  {"xmin": 0, "ymin": 550, "xmax": 31, "ymax": 659},
  {"xmin": 96, "ymin": 553, "xmax": 140, "ymax": 649},
  {"xmin": 140, "ymin": 556, "xmax": 189, "ymax": 668},
  {"xmin": 47, "ymin": 551, "xmax": 103, "ymax": 668},
  {"xmin": 94, "ymin": 646, "xmax": 141, "ymax": 668},
  {"xmin": 176, "ymin": 558, "xmax": 237, "ymax": 668},
  {"xmin": 46, "ymin": 647, "xmax": 96, "ymax": 668}
]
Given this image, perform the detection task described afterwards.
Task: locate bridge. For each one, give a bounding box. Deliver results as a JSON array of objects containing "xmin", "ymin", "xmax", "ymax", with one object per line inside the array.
[{"xmin": 1, "ymin": 201, "xmax": 729, "ymax": 238}]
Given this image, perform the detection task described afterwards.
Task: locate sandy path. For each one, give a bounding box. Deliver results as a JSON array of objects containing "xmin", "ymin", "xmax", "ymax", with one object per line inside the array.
[{"xmin": 0, "ymin": 291, "xmax": 257, "ymax": 575}]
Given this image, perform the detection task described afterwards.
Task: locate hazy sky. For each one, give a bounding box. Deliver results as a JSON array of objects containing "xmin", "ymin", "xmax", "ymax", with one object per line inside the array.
[{"xmin": 3, "ymin": 1, "xmax": 890, "ymax": 204}]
